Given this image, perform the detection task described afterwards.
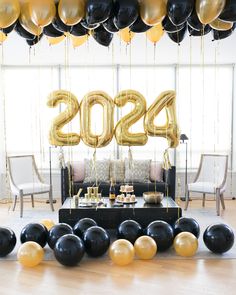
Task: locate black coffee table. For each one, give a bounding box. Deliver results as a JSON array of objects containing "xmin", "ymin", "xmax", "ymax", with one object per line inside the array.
[{"xmin": 59, "ymin": 197, "xmax": 182, "ymax": 229}]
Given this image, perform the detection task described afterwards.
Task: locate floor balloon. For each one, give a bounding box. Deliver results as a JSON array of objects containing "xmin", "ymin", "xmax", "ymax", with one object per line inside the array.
[
  {"xmin": 48, "ymin": 223, "xmax": 73, "ymax": 249},
  {"xmin": 134, "ymin": 236, "xmax": 157, "ymax": 260},
  {"xmin": 174, "ymin": 217, "xmax": 200, "ymax": 238},
  {"xmin": 117, "ymin": 220, "xmax": 143, "ymax": 244},
  {"xmin": 17, "ymin": 241, "xmax": 44, "ymax": 267},
  {"xmin": 0, "ymin": 227, "xmax": 17, "ymax": 257},
  {"xmin": 73, "ymin": 218, "xmax": 97, "ymax": 239},
  {"xmin": 20, "ymin": 223, "xmax": 48, "ymax": 248},
  {"xmin": 109, "ymin": 239, "xmax": 135, "ymax": 266},
  {"xmin": 174, "ymin": 232, "xmax": 198, "ymax": 257}
]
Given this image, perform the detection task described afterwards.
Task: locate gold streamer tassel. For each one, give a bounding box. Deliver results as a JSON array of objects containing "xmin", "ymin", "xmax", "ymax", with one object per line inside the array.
[
  {"xmin": 128, "ymin": 146, "xmax": 134, "ymax": 170},
  {"xmin": 162, "ymin": 149, "xmax": 172, "ymax": 170}
]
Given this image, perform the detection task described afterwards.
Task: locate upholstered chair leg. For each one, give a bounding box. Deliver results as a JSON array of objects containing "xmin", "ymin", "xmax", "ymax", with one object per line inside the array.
[
  {"xmin": 185, "ymin": 191, "xmax": 190, "ymax": 210},
  {"xmin": 202, "ymin": 193, "xmax": 206, "ymax": 207},
  {"xmin": 216, "ymin": 189, "xmax": 220, "ymax": 216},
  {"xmin": 31, "ymin": 194, "xmax": 34, "ymax": 208},
  {"xmin": 220, "ymin": 193, "xmax": 225, "ymax": 210},
  {"xmin": 20, "ymin": 192, "xmax": 23, "ymax": 218},
  {"xmin": 12, "ymin": 195, "xmax": 17, "ymax": 211},
  {"xmin": 49, "ymin": 187, "xmax": 54, "ymax": 212}
]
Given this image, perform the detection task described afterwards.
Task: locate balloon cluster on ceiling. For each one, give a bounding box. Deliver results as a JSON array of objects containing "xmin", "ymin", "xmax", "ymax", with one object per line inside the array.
[{"xmin": 0, "ymin": 0, "xmax": 236, "ymax": 48}]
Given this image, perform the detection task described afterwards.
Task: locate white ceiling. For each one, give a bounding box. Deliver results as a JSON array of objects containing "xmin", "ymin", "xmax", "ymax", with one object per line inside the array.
[{"xmin": 1, "ymin": 30, "xmax": 236, "ymax": 66}]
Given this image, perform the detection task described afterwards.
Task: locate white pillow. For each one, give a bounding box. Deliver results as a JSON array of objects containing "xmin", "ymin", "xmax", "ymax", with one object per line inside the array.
[
  {"xmin": 84, "ymin": 159, "xmax": 110, "ymax": 183},
  {"xmin": 125, "ymin": 159, "xmax": 151, "ymax": 183},
  {"xmin": 110, "ymin": 160, "xmax": 125, "ymax": 183}
]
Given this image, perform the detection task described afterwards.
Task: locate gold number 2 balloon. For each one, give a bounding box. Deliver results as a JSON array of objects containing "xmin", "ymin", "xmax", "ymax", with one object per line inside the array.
[
  {"xmin": 144, "ymin": 90, "xmax": 180, "ymax": 148},
  {"xmin": 114, "ymin": 90, "xmax": 148, "ymax": 146},
  {"xmin": 80, "ymin": 91, "xmax": 114, "ymax": 148},
  {"xmin": 47, "ymin": 90, "xmax": 80, "ymax": 146}
]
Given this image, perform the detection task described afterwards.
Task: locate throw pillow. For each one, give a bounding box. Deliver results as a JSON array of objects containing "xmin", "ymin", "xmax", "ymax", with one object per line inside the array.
[
  {"xmin": 110, "ymin": 160, "xmax": 125, "ymax": 183},
  {"xmin": 71, "ymin": 161, "xmax": 85, "ymax": 182},
  {"xmin": 84, "ymin": 159, "xmax": 110, "ymax": 183},
  {"xmin": 150, "ymin": 161, "xmax": 163, "ymax": 182},
  {"xmin": 124, "ymin": 159, "xmax": 151, "ymax": 183}
]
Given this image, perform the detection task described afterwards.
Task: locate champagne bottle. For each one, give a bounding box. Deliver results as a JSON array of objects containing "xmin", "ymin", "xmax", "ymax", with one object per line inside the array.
[{"xmin": 109, "ymin": 178, "xmax": 116, "ymax": 201}]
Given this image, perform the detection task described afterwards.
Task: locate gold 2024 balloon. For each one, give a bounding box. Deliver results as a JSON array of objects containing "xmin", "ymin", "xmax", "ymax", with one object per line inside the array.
[
  {"xmin": 140, "ymin": 0, "xmax": 167, "ymax": 26},
  {"xmin": 17, "ymin": 241, "xmax": 44, "ymax": 267},
  {"xmin": 0, "ymin": 0, "xmax": 20, "ymax": 29},
  {"xmin": 109, "ymin": 239, "xmax": 135, "ymax": 266},
  {"xmin": 58, "ymin": 0, "xmax": 86, "ymax": 26},
  {"xmin": 210, "ymin": 18, "xmax": 233, "ymax": 31},
  {"xmin": 20, "ymin": 2, "xmax": 43, "ymax": 36},
  {"xmin": 196, "ymin": 0, "xmax": 226, "ymax": 25},
  {"xmin": 144, "ymin": 90, "xmax": 180, "ymax": 148},
  {"xmin": 80, "ymin": 91, "xmax": 114, "ymax": 148},
  {"xmin": 29, "ymin": 0, "xmax": 56, "ymax": 27},
  {"xmin": 115, "ymin": 90, "xmax": 148, "ymax": 146},
  {"xmin": 47, "ymin": 90, "xmax": 80, "ymax": 146},
  {"xmin": 134, "ymin": 236, "xmax": 157, "ymax": 260},
  {"xmin": 174, "ymin": 232, "xmax": 198, "ymax": 257}
]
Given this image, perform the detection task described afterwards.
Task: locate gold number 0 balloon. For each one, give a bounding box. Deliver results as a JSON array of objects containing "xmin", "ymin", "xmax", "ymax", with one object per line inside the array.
[
  {"xmin": 114, "ymin": 90, "xmax": 148, "ymax": 146},
  {"xmin": 80, "ymin": 91, "xmax": 114, "ymax": 148},
  {"xmin": 47, "ymin": 90, "xmax": 80, "ymax": 146},
  {"xmin": 144, "ymin": 90, "xmax": 180, "ymax": 148}
]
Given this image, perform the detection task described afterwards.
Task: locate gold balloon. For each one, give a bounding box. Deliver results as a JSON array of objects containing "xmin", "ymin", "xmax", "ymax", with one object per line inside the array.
[
  {"xmin": 47, "ymin": 35, "xmax": 65, "ymax": 45},
  {"xmin": 47, "ymin": 90, "xmax": 80, "ymax": 146},
  {"xmin": 0, "ymin": 0, "xmax": 20, "ymax": 28},
  {"xmin": 196, "ymin": 0, "xmax": 226, "ymax": 25},
  {"xmin": 20, "ymin": 2, "xmax": 43, "ymax": 36},
  {"xmin": 174, "ymin": 232, "xmax": 198, "ymax": 257},
  {"xmin": 115, "ymin": 90, "xmax": 148, "ymax": 146},
  {"xmin": 0, "ymin": 31, "xmax": 7, "ymax": 43},
  {"xmin": 40, "ymin": 219, "xmax": 55, "ymax": 231},
  {"xmin": 17, "ymin": 242, "xmax": 44, "ymax": 267},
  {"xmin": 70, "ymin": 34, "xmax": 89, "ymax": 48},
  {"xmin": 210, "ymin": 18, "xmax": 233, "ymax": 31},
  {"xmin": 58, "ymin": 0, "xmax": 86, "ymax": 26},
  {"xmin": 80, "ymin": 91, "xmax": 114, "ymax": 148},
  {"xmin": 118, "ymin": 28, "xmax": 135, "ymax": 43},
  {"xmin": 140, "ymin": 0, "xmax": 167, "ymax": 26},
  {"xmin": 146, "ymin": 23, "xmax": 164, "ymax": 43},
  {"xmin": 109, "ymin": 239, "xmax": 135, "ymax": 266},
  {"xmin": 29, "ymin": 0, "xmax": 56, "ymax": 27},
  {"xmin": 134, "ymin": 236, "xmax": 157, "ymax": 260},
  {"xmin": 144, "ymin": 90, "xmax": 180, "ymax": 148}
]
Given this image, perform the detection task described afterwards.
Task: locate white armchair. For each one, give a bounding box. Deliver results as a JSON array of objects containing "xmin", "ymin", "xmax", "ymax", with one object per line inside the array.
[
  {"xmin": 8, "ymin": 155, "xmax": 54, "ymax": 217},
  {"xmin": 185, "ymin": 154, "xmax": 228, "ymax": 216}
]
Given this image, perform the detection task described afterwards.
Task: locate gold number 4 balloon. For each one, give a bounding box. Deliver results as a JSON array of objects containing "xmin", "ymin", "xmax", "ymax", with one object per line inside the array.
[
  {"xmin": 47, "ymin": 90, "xmax": 80, "ymax": 146},
  {"xmin": 48, "ymin": 89, "xmax": 180, "ymax": 149}
]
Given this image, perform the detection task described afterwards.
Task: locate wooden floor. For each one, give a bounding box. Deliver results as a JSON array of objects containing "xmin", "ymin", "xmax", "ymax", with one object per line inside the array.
[{"xmin": 0, "ymin": 199, "xmax": 236, "ymax": 295}]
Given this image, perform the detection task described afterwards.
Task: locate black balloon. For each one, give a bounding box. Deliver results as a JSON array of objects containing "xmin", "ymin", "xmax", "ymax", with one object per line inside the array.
[
  {"xmin": 174, "ymin": 217, "xmax": 200, "ymax": 238},
  {"xmin": 203, "ymin": 224, "xmax": 234, "ymax": 254},
  {"xmin": 71, "ymin": 23, "xmax": 88, "ymax": 36},
  {"xmin": 73, "ymin": 218, "xmax": 97, "ymax": 239},
  {"xmin": 20, "ymin": 223, "xmax": 48, "ymax": 248},
  {"xmin": 187, "ymin": 9, "xmax": 205, "ymax": 31},
  {"xmin": 167, "ymin": 0, "xmax": 194, "ymax": 26},
  {"xmin": 146, "ymin": 221, "xmax": 174, "ymax": 251},
  {"xmin": 26, "ymin": 34, "xmax": 43, "ymax": 47},
  {"xmin": 162, "ymin": 16, "xmax": 185, "ymax": 33},
  {"xmin": 213, "ymin": 25, "xmax": 235, "ymax": 40},
  {"xmin": 219, "ymin": 0, "xmax": 236, "ymax": 22},
  {"xmin": 43, "ymin": 24, "xmax": 64, "ymax": 37},
  {"xmin": 168, "ymin": 24, "xmax": 187, "ymax": 44},
  {"xmin": 54, "ymin": 234, "xmax": 85, "ymax": 267},
  {"xmin": 15, "ymin": 21, "xmax": 36, "ymax": 40},
  {"xmin": 86, "ymin": 0, "xmax": 113, "ymax": 25},
  {"xmin": 48, "ymin": 223, "xmax": 73, "ymax": 249},
  {"xmin": 80, "ymin": 19, "xmax": 100, "ymax": 30},
  {"xmin": 117, "ymin": 220, "xmax": 143, "ymax": 244},
  {"xmin": 103, "ymin": 17, "xmax": 119, "ymax": 33},
  {"xmin": 188, "ymin": 25, "xmax": 211, "ymax": 36},
  {"xmin": 52, "ymin": 15, "xmax": 72, "ymax": 33},
  {"xmin": 130, "ymin": 15, "xmax": 152, "ymax": 33},
  {"xmin": 83, "ymin": 226, "xmax": 110, "ymax": 257},
  {"xmin": 0, "ymin": 227, "xmax": 16, "ymax": 257},
  {"xmin": 113, "ymin": 0, "xmax": 139, "ymax": 30},
  {"xmin": 1, "ymin": 21, "xmax": 16, "ymax": 35},
  {"xmin": 92, "ymin": 26, "xmax": 113, "ymax": 47}
]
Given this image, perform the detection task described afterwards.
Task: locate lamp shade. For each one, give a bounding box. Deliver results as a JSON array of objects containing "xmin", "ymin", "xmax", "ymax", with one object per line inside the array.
[{"xmin": 180, "ymin": 134, "xmax": 188, "ymax": 142}]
